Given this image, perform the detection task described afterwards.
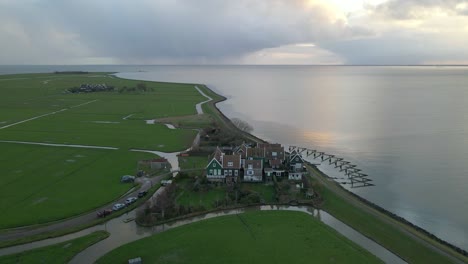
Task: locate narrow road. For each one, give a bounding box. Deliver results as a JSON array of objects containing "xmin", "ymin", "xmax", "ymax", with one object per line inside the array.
[
  {"xmin": 194, "ymin": 85, "xmax": 212, "ymax": 115},
  {"xmin": 0, "ymin": 175, "xmax": 164, "ymax": 243}
]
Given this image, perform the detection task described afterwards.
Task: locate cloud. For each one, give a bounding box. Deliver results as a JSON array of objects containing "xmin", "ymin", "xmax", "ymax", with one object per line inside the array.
[
  {"xmin": 0, "ymin": 0, "xmax": 371, "ymax": 64},
  {"xmin": 367, "ymin": 0, "xmax": 468, "ymax": 20}
]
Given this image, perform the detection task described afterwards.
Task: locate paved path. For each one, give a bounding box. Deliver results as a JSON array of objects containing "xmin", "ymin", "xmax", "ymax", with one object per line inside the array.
[
  {"xmin": 194, "ymin": 86, "xmax": 212, "ymax": 115},
  {"xmin": 0, "ymin": 140, "xmax": 118, "ymax": 150},
  {"xmin": 0, "ymin": 100, "xmax": 98, "ymax": 130}
]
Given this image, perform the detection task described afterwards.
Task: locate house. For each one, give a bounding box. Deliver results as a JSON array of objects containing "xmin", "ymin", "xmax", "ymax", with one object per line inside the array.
[
  {"xmin": 206, "ymin": 147, "xmax": 241, "ymax": 183},
  {"xmin": 288, "ymin": 151, "xmax": 306, "ymax": 180},
  {"xmin": 244, "ymin": 159, "xmax": 263, "ymax": 182},
  {"xmin": 150, "ymin": 158, "xmax": 169, "ymax": 170},
  {"xmin": 222, "ymin": 154, "xmax": 242, "ymax": 184},
  {"xmin": 206, "ymin": 148, "xmax": 224, "ymax": 182}
]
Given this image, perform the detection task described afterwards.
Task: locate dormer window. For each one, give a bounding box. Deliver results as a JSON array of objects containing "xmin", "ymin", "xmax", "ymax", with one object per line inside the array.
[
  {"xmin": 248, "ymin": 164, "xmax": 253, "ymax": 169},
  {"xmin": 228, "ymin": 161, "xmax": 233, "ymax": 167}
]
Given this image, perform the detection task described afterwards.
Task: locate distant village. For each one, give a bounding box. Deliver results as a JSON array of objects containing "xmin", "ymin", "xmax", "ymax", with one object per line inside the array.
[
  {"xmin": 206, "ymin": 142, "xmax": 307, "ymax": 184},
  {"xmin": 67, "ymin": 83, "xmax": 114, "ymax": 93}
]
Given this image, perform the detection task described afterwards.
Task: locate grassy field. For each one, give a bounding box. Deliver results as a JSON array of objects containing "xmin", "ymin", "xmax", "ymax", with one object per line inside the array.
[
  {"xmin": 0, "ymin": 142, "xmax": 155, "ymax": 229},
  {"xmin": 0, "ymin": 231, "xmax": 109, "ymax": 264},
  {"xmin": 97, "ymin": 211, "xmax": 382, "ymax": 264},
  {"xmin": 178, "ymin": 155, "xmax": 209, "ymax": 170},
  {"xmin": 242, "ymin": 183, "xmax": 276, "ymax": 203},
  {"xmin": 0, "ymin": 73, "xmax": 202, "ymax": 151},
  {"xmin": 175, "ymin": 178, "xmax": 226, "ymax": 209},
  {"xmin": 307, "ymin": 165, "xmax": 465, "ymax": 264},
  {"xmin": 0, "ymin": 72, "xmax": 208, "ymax": 229}
]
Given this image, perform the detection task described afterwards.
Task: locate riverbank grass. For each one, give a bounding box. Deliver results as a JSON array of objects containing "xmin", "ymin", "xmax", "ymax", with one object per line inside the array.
[
  {"xmin": 307, "ymin": 165, "xmax": 465, "ymax": 264},
  {"xmin": 97, "ymin": 211, "xmax": 382, "ymax": 264},
  {"xmin": 0, "ymin": 231, "xmax": 109, "ymax": 264}
]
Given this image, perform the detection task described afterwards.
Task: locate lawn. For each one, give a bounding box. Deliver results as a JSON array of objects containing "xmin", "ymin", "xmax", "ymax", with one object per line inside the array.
[
  {"xmin": 242, "ymin": 183, "xmax": 276, "ymax": 203},
  {"xmin": 0, "ymin": 142, "xmax": 154, "ymax": 229},
  {"xmin": 0, "ymin": 231, "xmax": 109, "ymax": 264},
  {"xmin": 175, "ymin": 178, "xmax": 226, "ymax": 210},
  {"xmin": 178, "ymin": 155, "xmax": 209, "ymax": 170},
  {"xmin": 97, "ymin": 211, "xmax": 382, "ymax": 264}
]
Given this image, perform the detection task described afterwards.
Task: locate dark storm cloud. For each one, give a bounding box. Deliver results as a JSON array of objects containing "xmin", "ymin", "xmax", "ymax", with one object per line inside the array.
[
  {"xmin": 0, "ymin": 0, "xmax": 370, "ymax": 63},
  {"xmin": 321, "ymin": 31, "xmax": 468, "ymax": 64}
]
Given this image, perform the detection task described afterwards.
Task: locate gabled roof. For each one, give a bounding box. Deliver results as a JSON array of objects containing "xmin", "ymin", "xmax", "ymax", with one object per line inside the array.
[
  {"xmin": 222, "ymin": 154, "xmax": 241, "ymax": 169},
  {"xmin": 247, "ymin": 147, "xmax": 264, "ymax": 158},
  {"xmin": 213, "ymin": 146, "xmax": 223, "ymax": 163},
  {"xmin": 245, "ymin": 159, "xmax": 263, "ymax": 169},
  {"xmin": 206, "ymin": 157, "xmax": 222, "ymax": 169},
  {"xmin": 290, "ymin": 153, "xmax": 304, "ymax": 163}
]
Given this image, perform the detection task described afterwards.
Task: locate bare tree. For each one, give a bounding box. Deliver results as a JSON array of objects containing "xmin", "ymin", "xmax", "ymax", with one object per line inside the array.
[{"xmin": 231, "ymin": 118, "xmax": 253, "ymax": 133}]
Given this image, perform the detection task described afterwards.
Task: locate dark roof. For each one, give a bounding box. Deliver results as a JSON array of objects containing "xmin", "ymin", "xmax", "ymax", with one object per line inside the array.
[
  {"xmin": 222, "ymin": 154, "xmax": 241, "ymax": 169},
  {"xmin": 245, "ymin": 159, "xmax": 262, "ymax": 169},
  {"xmin": 151, "ymin": 158, "xmax": 168, "ymax": 163},
  {"xmin": 247, "ymin": 147, "xmax": 264, "ymax": 158}
]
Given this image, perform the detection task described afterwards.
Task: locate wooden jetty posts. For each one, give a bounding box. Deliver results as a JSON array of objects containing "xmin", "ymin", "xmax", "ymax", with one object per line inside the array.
[{"xmin": 289, "ymin": 146, "xmax": 374, "ymax": 188}]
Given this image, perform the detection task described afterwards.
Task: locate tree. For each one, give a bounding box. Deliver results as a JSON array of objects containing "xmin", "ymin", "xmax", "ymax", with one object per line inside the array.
[{"xmin": 231, "ymin": 118, "xmax": 253, "ymax": 133}]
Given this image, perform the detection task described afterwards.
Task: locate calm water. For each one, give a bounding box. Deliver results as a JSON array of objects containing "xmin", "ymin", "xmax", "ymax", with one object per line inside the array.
[{"xmin": 1, "ymin": 65, "xmax": 467, "ymax": 250}]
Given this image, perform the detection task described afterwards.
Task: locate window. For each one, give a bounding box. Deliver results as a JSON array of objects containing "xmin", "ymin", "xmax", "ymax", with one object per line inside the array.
[
  {"xmin": 228, "ymin": 161, "xmax": 233, "ymax": 167},
  {"xmin": 209, "ymin": 169, "xmax": 213, "ymax": 175},
  {"xmin": 248, "ymin": 164, "xmax": 253, "ymax": 169},
  {"xmin": 235, "ymin": 170, "xmax": 238, "ymax": 176},
  {"xmin": 213, "ymin": 163, "xmax": 216, "ymax": 167},
  {"xmin": 218, "ymin": 169, "xmax": 221, "ymax": 175},
  {"xmin": 229, "ymin": 170, "xmax": 232, "ymax": 175},
  {"xmin": 272, "ymin": 152, "xmax": 277, "ymax": 157},
  {"xmin": 248, "ymin": 170, "xmax": 254, "ymax": 175}
]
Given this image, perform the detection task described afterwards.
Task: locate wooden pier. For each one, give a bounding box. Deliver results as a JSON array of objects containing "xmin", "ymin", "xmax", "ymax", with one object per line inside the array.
[{"xmin": 289, "ymin": 146, "xmax": 374, "ymax": 188}]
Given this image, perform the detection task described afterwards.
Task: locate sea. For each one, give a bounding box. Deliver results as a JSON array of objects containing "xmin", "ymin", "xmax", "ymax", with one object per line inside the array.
[{"xmin": 1, "ymin": 65, "xmax": 467, "ymax": 250}]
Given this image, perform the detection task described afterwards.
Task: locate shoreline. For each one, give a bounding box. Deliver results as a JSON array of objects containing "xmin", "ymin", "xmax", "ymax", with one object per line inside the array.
[
  {"xmin": 0, "ymin": 72, "xmax": 465, "ymax": 263},
  {"xmin": 200, "ymin": 84, "xmax": 467, "ymax": 262}
]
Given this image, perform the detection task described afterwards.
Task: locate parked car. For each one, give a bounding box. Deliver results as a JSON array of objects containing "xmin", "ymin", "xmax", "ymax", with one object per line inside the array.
[
  {"xmin": 121, "ymin": 175, "xmax": 135, "ymax": 183},
  {"xmin": 97, "ymin": 209, "xmax": 112, "ymax": 218},
  {"xmin": 125, "ymin": 197, "xmax": 137, "ymax": 205},
  {"xmin": 112, "ymin": 203, "xmax": 125, "ymax": 211},
  {"xmin": 138, "ymin": 191, "xmax": 148, "ymax": 198}
]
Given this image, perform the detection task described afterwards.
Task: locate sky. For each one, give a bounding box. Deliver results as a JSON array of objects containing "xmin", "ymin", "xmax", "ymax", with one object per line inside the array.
[{"xmin": 1, "ymin": 0, "xmax": 468, "ymax": 65}]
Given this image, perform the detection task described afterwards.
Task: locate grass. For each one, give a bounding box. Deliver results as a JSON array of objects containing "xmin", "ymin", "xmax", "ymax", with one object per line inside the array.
[
  {"xmin": 242, "ymin": 183, "xmax": 276, "ymax": 203},
  {"xmin": 0, "ymin": 72, "xmax": 202, "ymax": 151},
  {"xmin": 0, "ymin": 142, "xmax": 155, "ymax": 229},
  {"xmin": 97, "ymin": 210, "xmax": 382, "ymax": 264},
  {"xmin": 0, "ymin": 231, "xmax": 109, "ymax": 264},
  {"xmin": 175, "ymin": 179, "xmax": 226, "ymax": 209},
  {"xmin": 178, "ymin": 155, "xmax": 209, "ymax": 170},
  {"xmin": 307, "ymin": 165, "xmax": 463, "ymax": 264},
  {"xmin": 0, "ymin": 72, "xmax": 208, "ymax": 229}
]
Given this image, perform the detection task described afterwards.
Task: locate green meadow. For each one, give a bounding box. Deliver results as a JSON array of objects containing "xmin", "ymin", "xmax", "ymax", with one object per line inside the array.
[
  {"xmin": 0, "ymin": 72, "xmax": 206, "ymax": 228},
  {"xmin": 0, "ymin": 231, "xmax": 109, "ymax": 264},
  {"xmin": 0, "ymin": 142, "xmax": 155, "ymax": 228},
  {"xmin": 97, "ymin": 210, "xmax": 382, "ymax": 264}
]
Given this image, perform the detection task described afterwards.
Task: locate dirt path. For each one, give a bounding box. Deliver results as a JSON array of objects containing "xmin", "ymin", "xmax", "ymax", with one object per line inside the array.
[{"xmin": 307, "ymin": 165, "xmax": 464, "ymax": 264}]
